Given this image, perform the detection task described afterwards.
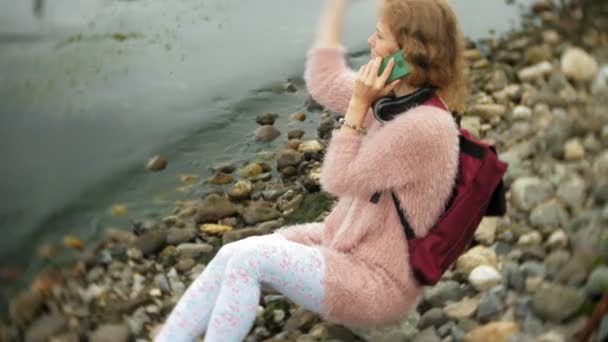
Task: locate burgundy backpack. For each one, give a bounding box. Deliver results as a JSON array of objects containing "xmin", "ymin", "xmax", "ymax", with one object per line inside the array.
[{"xmin": 370, "ymin": 91, "xmax": 509, "ymax": 286}]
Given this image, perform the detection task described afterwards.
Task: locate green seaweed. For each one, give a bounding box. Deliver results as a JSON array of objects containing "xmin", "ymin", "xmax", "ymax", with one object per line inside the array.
[{"xmin": 283, "ymin": 192, "xmax": 336, "ymax": 225}]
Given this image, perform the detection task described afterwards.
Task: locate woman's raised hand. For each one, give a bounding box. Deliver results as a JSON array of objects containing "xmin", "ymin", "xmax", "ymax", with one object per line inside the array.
[{"xmin": 352, "ymin": 57, "xmax": 401, "ymax": 106}]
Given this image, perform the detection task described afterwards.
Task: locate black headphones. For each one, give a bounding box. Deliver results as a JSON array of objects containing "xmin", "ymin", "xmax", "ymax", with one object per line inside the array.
[{"xmin": 372, "ymin": 86, "xmax": 437, "ymax": 124}]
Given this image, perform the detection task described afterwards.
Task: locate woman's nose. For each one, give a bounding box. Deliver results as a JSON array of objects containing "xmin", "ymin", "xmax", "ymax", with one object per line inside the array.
[{"xmin": 368, "ymin": 35, "xmax": 375, "ymax": 47}]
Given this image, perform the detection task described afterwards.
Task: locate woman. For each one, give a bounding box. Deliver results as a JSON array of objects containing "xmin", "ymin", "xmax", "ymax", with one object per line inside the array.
[{"xmin": 155, "ymin": 0, "xmax": 466, "ymax": 340}]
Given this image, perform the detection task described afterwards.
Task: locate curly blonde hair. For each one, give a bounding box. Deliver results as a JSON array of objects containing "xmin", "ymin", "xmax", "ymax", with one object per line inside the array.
[{"xmin": 379, "ymin": 0, "xmax": 468, "ymax": 113}]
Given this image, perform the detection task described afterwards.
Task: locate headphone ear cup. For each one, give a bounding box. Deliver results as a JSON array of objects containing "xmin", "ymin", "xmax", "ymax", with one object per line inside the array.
[
  {"xmin": 372, "ymin": 86, "xmax": 437, "ymax": 123},
  {"xmin": 373, "ymin": 97, "xmax": 393, "ymax": 123}
]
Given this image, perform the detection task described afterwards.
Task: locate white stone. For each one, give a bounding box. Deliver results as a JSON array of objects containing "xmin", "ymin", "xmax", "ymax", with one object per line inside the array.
[
  {"xmin": 475, "ymin": 217, "xmax": 497, "ymax": 245},
  {"xmin": 469, "ymin": 265, "xmax": 503, "ymax": 292},
  {"xmin": 545, "ymin": 229, "xmax": 569, "ymax": 250},
  {"xmin": 561, "ymin": 47, "xmax": 599, "ymax": 82},
  {"xmin": 512, "ymin": 105, "xmax": 533, "ymax": 120},
  {"xmin": 518, "ymin": 231, "xmax": 542, "ymax": 247},
  {"xmin": 518, "ymin": 61, "xmax": 553, "ymax": 81},
  {"xmin": 443, "ymin": 296, "xmax": 479, "ymax": 320},
  {"xmin": 564, "ymin": 138, "xmax": 585, "ymax": 161},
  {"xmin": 456, "ymin": 246, "xmax": 499, "ymax": 275}
]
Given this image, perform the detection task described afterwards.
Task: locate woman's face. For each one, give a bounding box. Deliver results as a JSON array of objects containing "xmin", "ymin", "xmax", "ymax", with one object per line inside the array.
[{"xmin": 367, "ymin": 19, "xmax": 400, "ymax": 59}]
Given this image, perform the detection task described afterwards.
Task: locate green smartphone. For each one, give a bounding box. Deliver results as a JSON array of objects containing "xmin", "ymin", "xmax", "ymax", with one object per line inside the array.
[{"xmin": 378, "ymin": 49, "xmax": 411, "ymax": 84}]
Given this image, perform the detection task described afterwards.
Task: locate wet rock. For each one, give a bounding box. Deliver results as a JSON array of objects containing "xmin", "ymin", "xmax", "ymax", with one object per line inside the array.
[
  {"xmin": 283, "ymin": 81, "xmax": 297, "ymax": 93},
  {"xmin": 256, "ymin": 112, "xmax": 279, "ymax": 126},
  {"xmin": 556, "ymin": 176, "xmax": 586, "ymax": 210},
  {"xmin": 532, "ymin": 0, "xmax": 553, "ymax": 13},
  {"xmin": 305, "ymin": 95, "xmax": 324, "ymax": 111},
  {"xmin": 477, "ymin": 291, "xmax": 504, "ymax": 323},
  {"xmin": 283, "ymin": 192, "xmax": 335, "ymax": 225},
  {"xmin": 25, "ymin": 313, "xmax": 67, "ymax": 342},
  {"xmin": 291, "ymin": 111, "xmax": 307, "ymax": 122},
  {"xmin": 412, "ymin": 327, "xmax": 441, "ymax": 342},
  {"xmin": 250, "ymin": 172, "xmax": 272, "ymax": 182},
  {"xmin": 132, "ymin": 219, "xmax": 161, "ymax": 235},
  {"xmin": 544, "ymin": 250, "xmax": 570, "ymax": 278},
  {"xmin": 418, "ymin": 308, "xmax": 447, "ymax": 330},
  {"xmin": 464, "ymin": 321, "xmax": 519, "ymax": 342},
  {"xmin": 503, "ymin": 262, "xmax": 525, "ymax": 291},
  {"xmin": 90, "ymin": 323, "xmax": 130, "ymax": 342},
  {"xmin": 461, "ymin": 116, "xmax": 481, "ymax": 138},
  {"xmin": 456, "ymin": 246, "xmax": 499, "ymax": 274},
  {"xmin": 474, "ymin": 217, "xmax": 497, "ymax": 245},
  {"xmin": 585, "ymin": 265, "xmax": 608, "ymax": 297},
  {"xmin": 200, "ymin": 224, "xmax": 233, "ymax": 235},
  {"xmin": 424, "ymin": 281, "xmax": 465, "ymax": 307},
  {"xmin": 464, "ymin": 49, "xmax": 482, "ymax": 61},
  {"xmin": 443, "ymin": 296, "xmax": 479, "ymax": 320},
  {"xmin": 284, "ymin": 307, "xmax": 319, "ymax": 334},
  {"xmin": 276, "ymin": 149, "xmax": 304, "ymax": 169},
  {"xmin": 256, "ymin": 125, "xmax": 281, "ymax": 142},
  {"xmin": 111, "ymin": 204, "xmax": 128, "ymax": 217},
  {"xmin": 196, "ymin": 194, "xmax": 237, "ymax": 223},
  {"xmin": 63, "ymin": 235, "xmax": 85, "ymax": 251},
  {"xmin": 166, "ymin": 227, "xmax": 196, "ymax": 245},
  {"xmin": 469, "ymin": 104, "xmax": 506, "ymax": 120},
  {"xmin": 211, "ymin": 163, "xmax": 236, "ymax": 176},
  {"xmin": 37, "ymin": 243, "xmax": 56, "ymax": 259},
  {"xmin": 545, "ymin": 230, "xmax": 568, "ymax": 250},
  {"xmin": 208, "ymin": 172, "xmax": 234, "ymax": 185},
  {"xmin": 561, "ymin": 47, "xmax": 599, "ymax": 82},
  {"xmin": 105, "ymin": 228, "xmax": 137, "ymax": 243},
  {"xmin": 146, "ymin": 155, "xmax": 167, "ymax": 171},
  {"xmin": 176, "ymin": 258, "xmax": 196, "ymax": 273},
  {"xmin": 521, "ymin": 261, "xmax": 546, "ymax": 279},
  {"xmin": 242, "ymin": 202, "xmax": 281, "ymax": 225},
  {"xmin": 518, "ymin": 61, "xmax": 553, "ymax": 82},
  {"xmin": 469, "ymin": 265, "xmax": 502, "ymax": 291},
  {"xmin": 486, "ymin": 70, "xmax": 508, "ymax": 92},
  {"xmin": 350, "ymin": 312, "xmax": 419, "ymax": 342},
  {"xmin": 556, "ymin": 250, "xmax": 594, "ymax": 286},
  {"xmin": 564, "ymin": 138, "xmax": 585, "ymax": 161},
  {"xmin": 512, "ymin": 105, "xmax": 533, "ymax": 121},
  {"xmin": 532, "ymin": 283, "xmax": 584, "ymax": 321},
  {"xmin": 222, "ymin": 227, "xmax": 268, "ymax": 245},
  {"xmin": 525, "ymin": 45, "xmax": 552, "ymax": 65},
  {"xmin": 530, "ymin": 199, "xmax": 569, "ymax": 228},
  {"xmin": 517, "ymin": 231, "xmax": 542, "ymax": 247},
  {"xmin": 542, "ymin": 30, "xmax": 560, "ymax": 45},
  {"xmin": 510, "ymin": 177, "xmax": 554, "ymax": 211},
  {"xmin": 288, "ymin": 129, "xmax": 305, "ymax": 140},
  {"xmin": 176, "ymin": 243, "xmax": 213, "ymax": 259},
  {"xmin": 133, "ymin": 229, "xmax": 167, "ymax": 255},
  {"xmin": 238, "ymin": 163, "xmax": 264, "ymax": 179},
  {"xmin": 228, "ymin": 180, "xmax": 253, "ymax": 200},
  {"xmin": 298, "ymin": 140, "xmax": 325, "ymax": 154}
]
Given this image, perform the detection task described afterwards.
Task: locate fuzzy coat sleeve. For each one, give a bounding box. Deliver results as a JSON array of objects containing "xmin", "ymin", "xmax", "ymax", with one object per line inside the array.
[
  {"xmin": 304, "ymin": 46, "xmax": 355, "ymax": 114},
  {"xmin": 320, "ymin": 106, "xmax": 460, "ymax": 197}
]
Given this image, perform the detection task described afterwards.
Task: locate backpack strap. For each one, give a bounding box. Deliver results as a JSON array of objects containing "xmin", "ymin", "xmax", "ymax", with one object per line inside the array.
[
  {"xmin": 391, "ymin": 191, "xmax": 416, "ymax": 240},
  {"xmin": 369, "ymin": 134, "xmax": 487, "ymax": 240}
]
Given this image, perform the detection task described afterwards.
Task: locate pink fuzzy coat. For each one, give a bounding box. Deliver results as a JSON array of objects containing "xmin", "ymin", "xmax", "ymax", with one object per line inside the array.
[{"xmin": 276, "ymin": 47, "xmax": 460, "ymax": 327}]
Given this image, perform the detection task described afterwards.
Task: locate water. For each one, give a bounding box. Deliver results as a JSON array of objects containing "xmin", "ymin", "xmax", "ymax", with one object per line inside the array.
[{"xmin": 0, "ymin": 0, "xmax": 532, "ymax": 290}]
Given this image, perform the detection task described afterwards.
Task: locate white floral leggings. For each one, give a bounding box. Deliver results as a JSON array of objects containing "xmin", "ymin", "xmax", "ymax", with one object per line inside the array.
[{"xmin": 154, "ymin": 234, "xmax": 326, "ymax": 342}]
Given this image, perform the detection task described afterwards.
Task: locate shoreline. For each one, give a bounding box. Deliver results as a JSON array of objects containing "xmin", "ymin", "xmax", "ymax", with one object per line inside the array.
[{"xmin": 2, "ymin": 1, "xmax": 608, "ymax": 341}]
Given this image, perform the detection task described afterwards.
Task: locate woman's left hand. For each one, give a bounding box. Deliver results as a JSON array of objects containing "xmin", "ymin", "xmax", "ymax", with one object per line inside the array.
[{"xmin": 352, "ymin": 56, "xmax": 401, "ymax": 107}]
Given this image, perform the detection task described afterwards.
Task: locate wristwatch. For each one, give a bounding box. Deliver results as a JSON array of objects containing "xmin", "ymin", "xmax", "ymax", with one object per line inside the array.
[{"xmin": 337, "ymin": 117, "xmax": 367, "ymax": 135}]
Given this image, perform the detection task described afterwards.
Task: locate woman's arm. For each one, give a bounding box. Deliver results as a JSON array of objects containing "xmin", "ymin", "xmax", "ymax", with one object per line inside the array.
[
  {"xmin": 304, "ymin": 0, "xmax": 356, "ymax": 114},
  {"xmin": 314, "ymin": 0, "xmax": 350, "ymax": 49}
]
